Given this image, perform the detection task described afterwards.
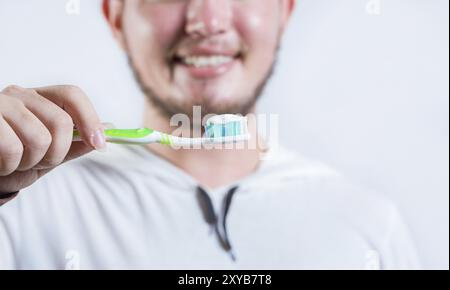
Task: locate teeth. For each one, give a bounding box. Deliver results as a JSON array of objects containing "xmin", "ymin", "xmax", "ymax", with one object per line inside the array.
[{"xmin": 182, "ymin": 55, "xmax": 234, "ymax": 68}]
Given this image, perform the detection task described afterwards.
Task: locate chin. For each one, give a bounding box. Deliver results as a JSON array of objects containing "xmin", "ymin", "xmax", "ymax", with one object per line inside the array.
[{"xmin": 189, "ymin": 91, "xmax": 240, "ymax": 108}]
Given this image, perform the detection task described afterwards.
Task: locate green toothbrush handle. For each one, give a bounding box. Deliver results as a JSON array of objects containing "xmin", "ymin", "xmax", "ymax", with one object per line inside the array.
[{"xmin": 73, "ymin": 128, "xmax": 154, "ymax": 142}]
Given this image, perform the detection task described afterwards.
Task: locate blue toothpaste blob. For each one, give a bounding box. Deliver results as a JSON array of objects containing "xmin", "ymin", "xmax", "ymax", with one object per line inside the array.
[{"xmin": 204, "ymin": 115, "xmax": 247, "ymax": 138}]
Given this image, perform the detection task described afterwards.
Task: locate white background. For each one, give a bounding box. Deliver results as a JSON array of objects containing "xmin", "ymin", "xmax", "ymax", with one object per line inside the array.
[{"xmin": 0, "ymin": 0, "xmax": 448, "ymax": 269}]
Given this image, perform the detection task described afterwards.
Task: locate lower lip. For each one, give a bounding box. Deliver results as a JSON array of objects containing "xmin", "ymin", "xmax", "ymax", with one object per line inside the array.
[{"xmin": 176, "ymin": 59, "xmax": 238, "ymax": 79}]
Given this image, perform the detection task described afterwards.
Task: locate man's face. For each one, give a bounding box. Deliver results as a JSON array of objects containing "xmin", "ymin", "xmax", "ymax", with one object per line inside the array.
[{"xmin": 107, "ymin": 0, "xmax": 293, "ymax": 117}]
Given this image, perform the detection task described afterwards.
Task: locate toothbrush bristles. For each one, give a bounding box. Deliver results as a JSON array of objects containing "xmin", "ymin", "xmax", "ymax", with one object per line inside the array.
[{"xmin": 204, "ymin": 114, "xmax": 249, "ymax": 139}]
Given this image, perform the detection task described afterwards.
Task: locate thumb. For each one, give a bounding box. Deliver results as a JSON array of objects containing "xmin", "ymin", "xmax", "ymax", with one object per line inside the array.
[
  {"xmin": 65, "ymin": 122, "xmax": 113, "ymax": 163},
  {"xmin": 64, "ymin": 142, "xmax": 95, "ymax": 163}
]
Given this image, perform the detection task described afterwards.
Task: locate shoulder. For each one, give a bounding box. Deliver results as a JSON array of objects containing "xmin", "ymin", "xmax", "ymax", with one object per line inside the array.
[
  {"xmin": 261, "ymin": 147, "xmax": 420, "ymax": 268},
  {"xmin": 256, "ymin": 146, "xmax": 405, "ymax": 238}
]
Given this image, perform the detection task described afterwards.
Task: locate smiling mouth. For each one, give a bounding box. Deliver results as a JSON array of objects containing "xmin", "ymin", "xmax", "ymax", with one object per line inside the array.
[{"xmin": 171, "ymin": 52, "xmax": 242, "ymax": 79}]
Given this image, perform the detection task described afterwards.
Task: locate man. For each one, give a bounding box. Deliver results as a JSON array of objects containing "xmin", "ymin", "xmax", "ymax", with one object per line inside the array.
[{"xmin": 0, "ymin": 0, "xmax": 419, "ymax": 269}]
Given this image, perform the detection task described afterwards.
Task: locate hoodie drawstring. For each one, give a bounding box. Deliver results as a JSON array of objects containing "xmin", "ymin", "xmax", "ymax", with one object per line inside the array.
[{"xmin": 197, "ymin": 186, "xmax": 239, "ymax": 262}]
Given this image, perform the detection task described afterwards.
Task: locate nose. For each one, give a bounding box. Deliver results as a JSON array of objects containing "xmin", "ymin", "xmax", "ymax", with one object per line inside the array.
[{"xmin": 186, "ymin": 0, "xmax": 232, "ymax": 37}]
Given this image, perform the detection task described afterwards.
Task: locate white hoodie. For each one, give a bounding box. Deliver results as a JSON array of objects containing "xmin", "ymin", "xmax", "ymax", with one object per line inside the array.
[{"xmin": 0, "ymin": 144, "xmax": 420, "ymax": 270}]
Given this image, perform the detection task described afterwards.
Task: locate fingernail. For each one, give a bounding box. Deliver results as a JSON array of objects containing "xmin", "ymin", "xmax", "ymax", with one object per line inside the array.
[{"xmin": 91, "ymin": 129, "xmax": 107, "ymax": 152}]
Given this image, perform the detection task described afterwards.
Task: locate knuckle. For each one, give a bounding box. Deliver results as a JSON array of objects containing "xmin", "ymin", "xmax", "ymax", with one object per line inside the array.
[
  {"xmin": 63, "ymin": 85, "xmax": 84, "ymax": 97},
  {"xmin": 28, "ymin": 131, "xmax": 52, "ymax": 151},
  {"xmin": 1, "ymin": 143, "xmax": 24, "ymax": 159},
  {"xmin": 0, "ymin": 144, "xmax": 23, "ymax": 175},
  {"xmin": 47, "ymin": 110, "xmax": 74, "ymax": 133},
  {"xmin": 2, "ymin": 84, "xmax": 24, "ymax": 95},
  {"xmin": 61, "ymin": 85, "xmax": 89, "ymax": 105},
  {"xmin": 55, "ymin": 112, "xmax": 74, "ymax": 131},
  {"xmin": 48, "ymin": 123, "xmax": 74, "ymax": 156}
]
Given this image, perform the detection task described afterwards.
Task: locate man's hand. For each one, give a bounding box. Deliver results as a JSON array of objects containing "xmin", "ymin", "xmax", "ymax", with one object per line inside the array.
[{"xmin": 0, "ymin": 85, "xmax": 106, "ymax": 195}]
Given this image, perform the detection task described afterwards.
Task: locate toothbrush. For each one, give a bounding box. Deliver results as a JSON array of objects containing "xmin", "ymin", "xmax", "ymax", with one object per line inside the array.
[{"xmin": 73, "ymin": 114, "xmax": 250, "ymax": 146}]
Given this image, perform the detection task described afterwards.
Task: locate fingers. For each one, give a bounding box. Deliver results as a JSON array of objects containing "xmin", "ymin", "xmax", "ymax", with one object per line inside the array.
[
  {"xmin": 0, "ymin": 99, "xmax": 52, "ymax": 172},
  {"xmin": 5, "ymin": 87, "xmax": 75, "ymax": 169},
  {"xmin": 0, "ymin": 85, "xmax": 104, "ymax": 176},
  {"xmin": 0, "ymin": 115, "xmax": 23, "ymax": 176},
  {"xmin": 34, "ymin": 85, "xmax": 106, "ymax": 151}
]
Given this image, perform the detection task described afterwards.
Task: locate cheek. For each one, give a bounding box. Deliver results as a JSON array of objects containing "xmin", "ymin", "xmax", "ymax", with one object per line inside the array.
[
  {"xmin": 234, "ymin": 3, "xmax": 280, "ymax": 59},
  {"xmin": 126, "ymin": 4, "xmax": 186, "ymax": 61}
]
